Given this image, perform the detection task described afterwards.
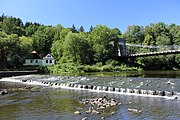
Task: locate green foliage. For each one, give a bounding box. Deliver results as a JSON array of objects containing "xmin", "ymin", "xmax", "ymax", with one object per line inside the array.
[
  {"xmin": 1, "ymin": 16, "xmax": 24, "ymax": 36},
  {"xmin": 175, "ymin": 55, "xmax": 180, "ymax": 68},
  {"xmin": 32, "ymin": 26, "xmax": 55, "ymax": 57},
  {"xmin": 156, "ymin": 34, "xmax": 171, "ymax": 45},
  {"xmin": 79, "ymin": 26, "xmax": 84, "ymax": 32},
  {"xmin": 89, "ymin": 26, "xmax": 94, "ymax": 32},
  {"xmin": 90, "ymin": 25, "xmax": 121, "ymax": 63},
  {"xmin": 0, "ymin": 14, "xmax": 180, "ymax": 72},
  {"xmin": 124, "ymin": 25, "xmax": 144, "ymax": 44},
  {"xmin": 144, "ymin": 34, "xmax": 154, "ymax": 45},
  {"xmin": 63, "ymin": 32, "xmax": 93, "ymax": 64},
  {"xmin": 18, "ymin": 36, "xmax": 33, "ymax": 64},
  {"xmin": 0, "ymin": 33, "xmax": 21, "ymax": 69},
  {"xmin": 48, "ymin": 63, "xmax": 84, "ymax": 74},
  {"xmin": 71, "ymin": 24, "xmax": 78, "ymax": 33},
  {"xmin": 115, "ymin": 64, "xmax": 141, "ymax": 71},
  {"xmin": 123, "ymin": 22, "xmax": 180, "ymax": 70},
  {"xmin": 25, "ymin": 23, "xmax": 40, "ymax": 37},
  {"xmin": 137, "ymin": 55, "xmax": 176, "ymax": 70}
]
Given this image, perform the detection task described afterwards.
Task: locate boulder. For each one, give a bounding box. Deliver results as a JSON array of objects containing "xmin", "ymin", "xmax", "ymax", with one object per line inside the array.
[
  {"xmin": 0, "ymin": 89, "xmax": 8, "ymax": 95},
  {"xmin": 22, "ymin": 80, "xmax": 27, "ymax": 82}
]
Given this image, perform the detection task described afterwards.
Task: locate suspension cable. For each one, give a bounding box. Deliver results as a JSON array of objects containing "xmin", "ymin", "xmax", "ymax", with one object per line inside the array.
[{"xmin": 119, "ymin": 43, "xmax": 180, "ymax": 49}]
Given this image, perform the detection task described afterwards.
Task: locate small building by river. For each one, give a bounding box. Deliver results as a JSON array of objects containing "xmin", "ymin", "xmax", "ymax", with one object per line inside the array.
[{"xmin": 24, "ymin": 51, "xmax": 56, "ymax": 66}]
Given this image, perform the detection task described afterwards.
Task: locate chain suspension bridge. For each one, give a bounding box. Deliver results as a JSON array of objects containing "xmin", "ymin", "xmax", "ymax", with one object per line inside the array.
[{"xmin": 116, "ymin": 39, "xmax": 180, "ymax": 58}]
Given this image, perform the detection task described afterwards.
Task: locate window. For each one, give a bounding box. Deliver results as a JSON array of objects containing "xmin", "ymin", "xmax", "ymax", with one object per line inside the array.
[
  {"xmin": 36, "ymin": 60, "xmax": 38, "ymax": 63},
  {"xmin": 50, "ymin": 60, "xmax": 52, "ymax": 63},
  {"xmin": 46, "ymin": 60, "xmax": 48, "ymax": 63},
  {"xmin": 30, "ymin": 60, "xmax": 33, "ymax": 63}
]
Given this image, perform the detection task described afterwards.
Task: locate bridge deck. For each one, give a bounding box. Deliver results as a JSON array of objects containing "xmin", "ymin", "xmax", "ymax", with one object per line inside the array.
[{"xmin": 119, "ymin": 50, "xmax": 180, "ymax": 58}]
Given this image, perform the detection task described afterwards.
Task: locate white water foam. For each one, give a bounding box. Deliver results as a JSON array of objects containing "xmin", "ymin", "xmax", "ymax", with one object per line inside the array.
[{"xmin": 0, "ymin": 77, "xmax": 179, "ymax": 100}]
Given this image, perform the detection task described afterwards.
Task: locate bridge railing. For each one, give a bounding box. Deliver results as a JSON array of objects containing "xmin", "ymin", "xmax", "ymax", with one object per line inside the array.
[{"xmin": 119, "ymin": 43, "xmax": 180, "ymax": 56}]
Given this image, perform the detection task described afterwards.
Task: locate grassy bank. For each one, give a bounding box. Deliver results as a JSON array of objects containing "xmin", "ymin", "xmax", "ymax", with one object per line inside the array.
[{"xmin": 48, "ymin": 62, "xmax": 142, "ymax": 75}]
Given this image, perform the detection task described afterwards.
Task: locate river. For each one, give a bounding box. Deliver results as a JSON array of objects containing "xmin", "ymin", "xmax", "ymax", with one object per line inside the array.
[{"xmin": 1, "ymin": 71, "xmax": 180, "ymax": 120}]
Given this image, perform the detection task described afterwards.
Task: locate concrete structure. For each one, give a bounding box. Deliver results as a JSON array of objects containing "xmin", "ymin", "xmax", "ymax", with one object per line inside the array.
[
  {"xmin": 25, "ymin": 51, "xmax": 56, "ymax": 66},
  {"xmin": 119, "ymin": 38, "xmax": 126, "ymax": 57}
]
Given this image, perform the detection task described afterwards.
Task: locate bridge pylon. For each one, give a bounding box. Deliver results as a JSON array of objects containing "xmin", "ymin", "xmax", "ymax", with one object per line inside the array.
[{"xmin": 118, "ymin": 38, "xmax": 127, "ymax": 57}]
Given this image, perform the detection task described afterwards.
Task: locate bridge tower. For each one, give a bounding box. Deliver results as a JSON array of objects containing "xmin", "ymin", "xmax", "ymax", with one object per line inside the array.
[{"xmin": 119, "ymin": 38, "xmax": 126, "ymax": 57}]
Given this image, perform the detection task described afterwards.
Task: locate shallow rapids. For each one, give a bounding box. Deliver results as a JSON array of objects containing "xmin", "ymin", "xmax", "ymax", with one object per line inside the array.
[{"xmin": 1, "ymin": 75, "xmax": 180, "ymax": 99}]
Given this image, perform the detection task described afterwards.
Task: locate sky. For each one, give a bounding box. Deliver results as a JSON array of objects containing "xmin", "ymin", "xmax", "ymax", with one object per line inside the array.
[{"xmin": 1, "ymin": 0, "xmax": 180, "ymax": 33}]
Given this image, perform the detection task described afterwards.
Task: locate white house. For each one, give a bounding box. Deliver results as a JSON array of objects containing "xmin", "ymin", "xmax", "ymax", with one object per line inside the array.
[
  {"xmin": 25, "ymin": 51, "xmax": 56, "ymax": 66},
  {"xmin": 42, "ymin": 54, "xmax": 56, "ymax": 66}
]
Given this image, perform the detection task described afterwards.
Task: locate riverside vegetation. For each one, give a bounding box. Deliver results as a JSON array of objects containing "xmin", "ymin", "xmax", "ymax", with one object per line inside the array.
[{"xmin": 0, "ymin": 14, "xmax": 180, "ymax": 74}]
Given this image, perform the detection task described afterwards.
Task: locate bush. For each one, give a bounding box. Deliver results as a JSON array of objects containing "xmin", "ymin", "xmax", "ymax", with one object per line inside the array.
[
  {"xmin": 82, "ymin": 65, "xmax": 101, "ymax": 72},
  {"xmin": 48, "ymin": 63, "xmax": 84, "ymax": 75},
  {"xmin": 115, "ymin": 64, "xmax": 142, "ymax": 71},
  {"xmin": 48, "ymin": 61, "xmax": 142, "ymax": 75},
  {"xmin": 101, "ymin": 65, "xmax": 113, "ymax": 72},
  {"xmin": 95, "ymin": 62, "xmax": 103, "ymax": 67}
]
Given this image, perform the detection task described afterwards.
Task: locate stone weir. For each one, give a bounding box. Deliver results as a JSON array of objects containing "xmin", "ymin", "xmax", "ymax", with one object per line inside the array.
[
  {"xmin": 0, "ymin": 70, "xmax": 38, "ymax": 78},
  {"xmin": 17, "ymin": 79, "xmax": 180, "ymax": 100}
]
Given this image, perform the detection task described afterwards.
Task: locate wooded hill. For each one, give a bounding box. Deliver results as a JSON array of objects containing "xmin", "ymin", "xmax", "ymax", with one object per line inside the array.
[{"xmin": 0, "ymin": 14, "xmax": 180, "ymax": 71}]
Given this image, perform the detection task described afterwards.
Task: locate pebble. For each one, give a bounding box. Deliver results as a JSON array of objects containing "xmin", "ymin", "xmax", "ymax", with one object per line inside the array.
[
  {"xmin": 92, "ymin": 109, "xmax": 100, "ymax": 114},
  {"xmin": 111, "ymin": 111, "xmax": 115, "ymax": 115},
  {"xmin": 101, "ymin": 117, "xmax": 105, "ymax": 119},
  {"xmin": 128, "ymin": 108, "xmax": 143, "ymax": 114},
  {"xmin": 81, "ymin": 117, "xmax": 88, "ymax": 120},
  {"xmin": 79, "ymin": 97, "xmax": 119, "ymax": 116},
  {"xmin": 74, "ymin": 111, "xmax": 81, "ymax": 115}
]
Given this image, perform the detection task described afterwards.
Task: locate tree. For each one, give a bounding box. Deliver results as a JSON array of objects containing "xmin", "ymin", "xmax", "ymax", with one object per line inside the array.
[
  {"xmin": 169, "ymin": 24, "xmax": 180, "ymax": 45},
  {"xmin": 32, "ymin": 26, "xmax": 54, "ymax": 57},
  {"xmin": 53, "ymin": 24, "xmax": 64, "ymax": 41},
  {"xmin": 51, "ymin": 28, "xmax": 71, "ymax": 61},
  {"xmin": 156, "ymin": 34, "xmax": 171, "ymax": 45},
  {"xmin": 63, "ymin": 32, "xmax": 93, "ymax": 64},
  {"xmin": 1, "ymin": 16, "xmax": 25, "ymax": 36},
  {"xmin": 71, "ymin": 24, "xmax": 77, "ymax": 33},
  {"xmin": 89, "ymin": 26, "xmax": 94, "ymax": 32},
  {"xmin": 153, "ymin": 22, "xmax": 169, "ymax": 37},
  {"xmin": 174, "ymin": 31, "xmax": 180, "ymax": 45},
  {"xmin": 19, "ymin": 36, "xmax": 33, "ymax": 63},
  {"xmin": 143, "ymin": 34, "xmax": 154, "ymax": 45},
  {"xmin": 25, "ymin": 23, "xmax": 40, "ymax": 36},
  {"xmin": 124, "ymin": 25, "xmax": 144, "ymax": 44},
  {"xmin": 90, "ymin": 25, "xmax": 121, "ymax": 63},
  {"xmin": 0, "ymin": 33, "xmax": 21, "ymax": 69},
  {"xmin": 51, "ymin": 40, "xmax": 63, "ymax": 61},
  {"xmin": 79, "ymin": 26, "xmax": 85, "ymax": 32}
]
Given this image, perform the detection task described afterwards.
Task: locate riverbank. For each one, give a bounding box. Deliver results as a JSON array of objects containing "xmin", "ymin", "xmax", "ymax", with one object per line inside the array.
[
  {"xmin": 47, "ymin": 63, "xmax": 142, "ymax": 75},
  {"xmin": 0, "ymin": 70, "xmax": 38, "ymax": 78}
]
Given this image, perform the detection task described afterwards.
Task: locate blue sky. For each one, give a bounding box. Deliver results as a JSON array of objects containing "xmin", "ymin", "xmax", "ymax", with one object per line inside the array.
[{"xmin": 1, "ymin": 0, "xmax": 180, "ymax": 33}]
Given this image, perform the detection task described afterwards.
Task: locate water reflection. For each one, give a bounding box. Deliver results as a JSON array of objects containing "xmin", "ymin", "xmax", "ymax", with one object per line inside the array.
[
  {"xmin": 84, "ymin": 70, "xmax": 180, "ymax": 78},
  {"xmin": 1, "ymin": 84, "xmax": 180, "ymax": 120},
  {"xmin": 1, "ymin": 70, "xmax": 180, "ymax": 120}
]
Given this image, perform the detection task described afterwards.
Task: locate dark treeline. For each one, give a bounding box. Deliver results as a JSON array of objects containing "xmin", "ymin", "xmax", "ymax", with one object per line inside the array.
[{"xmin": 0, "ymin": 14, "xmax": 180, "ymax": 72}]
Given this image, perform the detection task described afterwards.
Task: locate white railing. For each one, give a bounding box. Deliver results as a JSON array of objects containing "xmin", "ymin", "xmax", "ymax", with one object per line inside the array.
[
  {"xmin": 118, "ymin": 42, "xmax": 180, "ymax": 56},
  {"xmin": 119, "ymin": 43, "xmax": 180, "ymax": 50}
]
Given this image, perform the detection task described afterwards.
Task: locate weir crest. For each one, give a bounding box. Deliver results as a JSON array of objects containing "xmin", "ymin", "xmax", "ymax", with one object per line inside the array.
[{"xmin": 1, "ymin": 77, "xmax": 179, "ymax": 100}]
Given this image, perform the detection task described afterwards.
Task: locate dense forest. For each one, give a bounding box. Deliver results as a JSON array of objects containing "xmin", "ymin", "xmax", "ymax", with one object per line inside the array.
[{"xmin": 0, "ymin": 14, "xmax": 180, "ymax": 73}]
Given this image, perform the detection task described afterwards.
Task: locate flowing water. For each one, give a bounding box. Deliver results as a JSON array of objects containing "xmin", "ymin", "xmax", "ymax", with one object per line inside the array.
[{"xmin": 1, "ymin": 71, "xmax": 180, "ymax": 120}]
